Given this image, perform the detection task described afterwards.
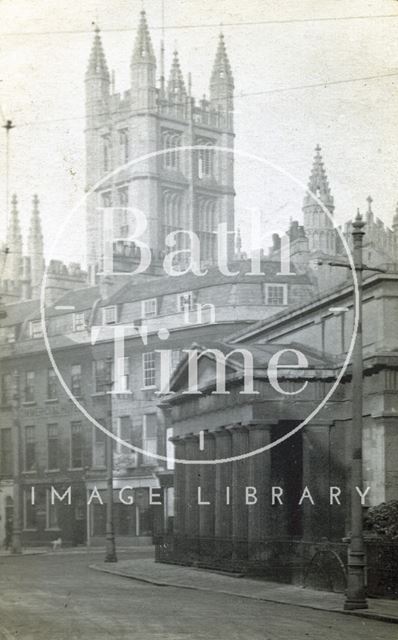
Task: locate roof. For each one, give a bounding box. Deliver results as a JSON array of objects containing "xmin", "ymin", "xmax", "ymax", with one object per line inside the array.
[
  {"xmin": 108, "ymin": 260, "xmax": 312, "ymax": 306},
  {"xmin": 0, "ymin": 299, "xmax": 40, "ymax": 327}
]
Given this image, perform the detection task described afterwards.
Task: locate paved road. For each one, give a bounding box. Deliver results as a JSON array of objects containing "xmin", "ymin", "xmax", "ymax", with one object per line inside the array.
[{"xmin": 0, "ymin": 551, "xmax": 394, "ymax": 639}]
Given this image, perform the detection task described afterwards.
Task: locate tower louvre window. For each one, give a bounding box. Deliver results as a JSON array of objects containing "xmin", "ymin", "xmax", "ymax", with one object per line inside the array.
[
  {"xmin": 196, "ymin": 139, "xmax": 215, "ymax": 179},
  {"xmin": 119, "ymin": 129, "xmax": 129, "ymax": 163},
  {"xmin": 162, "ymin": 130, "xmax": 182, "ymax": 169},
  {"xmin": 162, "ymin": 189, "xmax": 184, "ymax": 252},
  {"xmin": 102, "ymin": 134, "xmax": 111, "ymax": 172},
  {"xmin": 197, "ymin": 197, "xmax": 217, "ymax": 263},
  {"xmin": 101, "ymin": 191, "xmax": 112, "ymax": 208}
]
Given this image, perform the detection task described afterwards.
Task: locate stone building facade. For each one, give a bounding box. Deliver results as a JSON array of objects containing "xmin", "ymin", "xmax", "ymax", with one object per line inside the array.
[{"xmin": 156, "ymin": 270, "xmax": 398, "ymax": 590}]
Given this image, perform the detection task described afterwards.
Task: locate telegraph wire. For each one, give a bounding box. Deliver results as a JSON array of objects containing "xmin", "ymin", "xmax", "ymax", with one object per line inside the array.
[
  {"xmin": 7, "ymin": 70, "xmax": 398, "ymax": 129},
  {"xmin": 1, "ymin": 13, "xmax": 398, "ymax": 37}
]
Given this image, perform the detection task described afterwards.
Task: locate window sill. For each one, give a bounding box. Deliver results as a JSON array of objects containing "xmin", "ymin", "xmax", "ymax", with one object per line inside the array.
[
  {"xmin": 23, "ymin": 528, "xmax": 38, "ymax": 532},
  {"xmin": 0, "ymin": 404, "xmax": 12, "ymax": 410},
  {"xmin": 141, "ymin": 386, "xmax": 157, "ymax": 391},
  {"xmin": 91, "ymin": 392, "xmax": 106, "ymax": 398},
  {"xmin": 22, "ymin": 470, "xmax": 37, "ymax": 475},
  {"xmin": 45, "ymin": 469, "xmax": 60, "ymax": 473},
  {"xmin": 67, "ymin": 467, "xmax": 84, "ymax": 472},
  {"xmin": 22, "ymin": 401, "xmax": 36, "ymax": 407},
  {"xmin": 45, "ymin": 398, "xmax": 58, "ymax": 404},
  {"xmin": 45, "ymin": 528, "xmax": 61, "ymax": 532}
]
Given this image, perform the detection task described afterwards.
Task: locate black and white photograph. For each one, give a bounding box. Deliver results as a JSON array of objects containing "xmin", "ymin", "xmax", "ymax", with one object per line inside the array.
[{"xmin": 0, "ymin": 1, "xmax": 397, "ymax": 638}]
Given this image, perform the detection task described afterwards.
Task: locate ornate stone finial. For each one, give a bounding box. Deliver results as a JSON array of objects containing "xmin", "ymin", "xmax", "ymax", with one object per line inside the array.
[
  {"xmin": 11, "ymin": 193, "xmax": 17, "ymax": 209},
  {"xmin": 315, "ymin": 144, "xmax": 322, "ymax": 154},
  {"xmin": 33, "ymin": 194, "xmax": 39, "ymax": 210},
  {"xmin": 366, "ymin": 195, "xmax": 373, "ymax": 213}
]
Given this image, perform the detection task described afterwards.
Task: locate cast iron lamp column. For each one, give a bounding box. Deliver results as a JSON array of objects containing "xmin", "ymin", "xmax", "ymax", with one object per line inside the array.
[
  {"xmin": 105, "ymin": 356, "xmax": 117, "ymax": 563},
  {"xmin": 317, "ymin": 211, "xmax": 388, "ymax": 610},
  {"xmin": 344, "ymin": 212, "xmax": 368, "ymax": 610}
]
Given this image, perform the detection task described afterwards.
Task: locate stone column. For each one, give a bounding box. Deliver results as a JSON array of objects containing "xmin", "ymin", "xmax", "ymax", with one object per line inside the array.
[
  {"xmin": 198, "ymin": 431, "xmax": 215, "ymax": 539},
  {"xmin": 184, "ymin": 434, "xmax": 200, "ymax": 541},
  {"xmin": 228, "ymin": 424, "xmax": 249, "ymax": 565},
  {"xmin": 302, "ymin": 422, "xmax": 331, "ymax": 541},
  {"xmin": 246, "ymin": 422, "xmax": 273, "ymax": 545},
  {"xmin": 171, "ymin": 437, "xmax": 186, "ymax": 537},
  {"xmin": 214, "ymin": 429, "xmax": 232, "ymax": 540}
]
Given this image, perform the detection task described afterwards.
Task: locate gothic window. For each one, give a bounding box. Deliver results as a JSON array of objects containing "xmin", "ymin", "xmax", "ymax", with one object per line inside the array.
[
  {"xmin": 163, "ymin": 189, "xmax": 184, "ymax": 252},
  {"xmin": 102, "ymin": 134, "xmax": 111, "ymax": 173},
  {"xmin": 101, "ymin": 191, "xmax": 112, "ymax": 208},
  {"xmin": 197, "ymin": 198, "xmax": 217, "ymax": 263},
  {"xmin": 119, "ymin": 129, "xmax": 129, "ymax": 163},
  {"xmin": 162, "ymin": 130, "xmax": 181, "ymax": 169},
  {"xmin": 196, "ymin": 139, "xmax": 215, "ymax": 179}
]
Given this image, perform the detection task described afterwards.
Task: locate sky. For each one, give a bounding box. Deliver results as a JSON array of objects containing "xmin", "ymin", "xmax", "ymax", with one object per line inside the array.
[{"xmin": 1, "ymin": 0, "xmax": 398, "ymax": 265}]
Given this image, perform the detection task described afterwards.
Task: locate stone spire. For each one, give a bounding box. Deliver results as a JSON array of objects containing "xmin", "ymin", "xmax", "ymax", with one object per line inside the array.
[
  {"xmin": 303, "ymin": 145, "xmax": 334, "ymax": 212},
  {"xmin": 3, "ymin": 194, "xmax": 23, "ymax": 283},
  {"xmin": 130, "ymin": 10, "xmax": 156, "ymax": 110},
  {"xmin": 302, "ymin": 146, "xmax": 336, "ymax": 254},
  {"xmin": 210, "ymin": 33, "xmax": 234, "ymax": 88},
  {"xmin": 210, "ymin": 33, "xmax": 234, "ymax": 127},
  {"xmin": 28, "ymin": 194, "xmax": 45, "ymax": 294},
  {"xmin": 132, "ymin": 10, "xmax": 156, "ymax": 65},
  {"xmin": 86, "ymin": 25, "xmax": 110, "ymax": 80},
  {"xmin": 167, "ymin": 50, "xmax": 186, "ymax": 102}
]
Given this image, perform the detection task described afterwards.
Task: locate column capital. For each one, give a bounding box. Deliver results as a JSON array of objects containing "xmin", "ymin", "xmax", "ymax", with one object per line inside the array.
[
  {"xmin": 244, "ymin": 421, "xmax": 274, "ymax": 432},
  {"xmin": 226, "ymin": 423, "xmax": 248, "ymax": 435},
  {"xmin": 214, "ymin": 428, "xmax": 232, "ymax": 439},
  {"xmin": 304, "ymin": 420, "xmax": 332, "ymax": 431}
]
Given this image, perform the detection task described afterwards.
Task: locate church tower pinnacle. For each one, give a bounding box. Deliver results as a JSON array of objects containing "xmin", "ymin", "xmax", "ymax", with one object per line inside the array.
[
  {"xmin": 3, "ymin": 194, "xmax": 23, "ymax": 283},
  {"xmin": 303, "ymin": 145, "xmax": 336, "ymax": 254},
  {"xmin": 131, "ymin": 10, "xmax": 156, "ymax": 110},
  {"xmin": 167, "ymin": 50, "xmax": 187, "ymax": 103},
  {"xmin": 210, "ymin": 33, "xmax": 234, "ymax": 128},
  {"xmin": 27, "ymin": 194, "xmax": 45, "ymax": 295}
]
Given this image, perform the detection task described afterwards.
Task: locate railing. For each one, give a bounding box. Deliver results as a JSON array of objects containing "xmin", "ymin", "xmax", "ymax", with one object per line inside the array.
[{"xmin": 154, "ymin": 535, "xmax": 398, "ymax": 597}]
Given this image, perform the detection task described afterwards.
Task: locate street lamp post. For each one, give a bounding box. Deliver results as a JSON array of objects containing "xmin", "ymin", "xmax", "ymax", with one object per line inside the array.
[
  {"xmin": 344, "ymin": 212, "xmax": 368, "ymax": 610},
  {"xmin": 105, "ymin": 356, "xmax": 117, "ymax": 563},
  {"xmin": 318, "ymin": 210, "xmax": 383, "ymax": 609},
  {"xmin": 11, "ymin": 370, "xmax": 22, "ymax": 554}
]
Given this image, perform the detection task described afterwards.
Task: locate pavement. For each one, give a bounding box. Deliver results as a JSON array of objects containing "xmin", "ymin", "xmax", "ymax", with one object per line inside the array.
[{"xmin": 91, "ymin": 557, "xmax": 398, "ymax": 625}]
